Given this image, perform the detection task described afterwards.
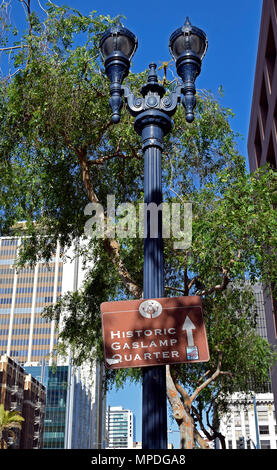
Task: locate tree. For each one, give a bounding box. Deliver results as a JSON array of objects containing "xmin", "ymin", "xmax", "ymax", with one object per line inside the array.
[
  {"xmin": 0, "ymin": 2, "xmax": 276, "ymax": 448},
  {"xmin": 0, "ymin": 404, "xmax": 24, "ymax": 449}
]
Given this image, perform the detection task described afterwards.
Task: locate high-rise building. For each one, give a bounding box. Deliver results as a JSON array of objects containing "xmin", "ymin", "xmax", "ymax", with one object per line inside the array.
[
  {"xmin": 106, "ymin": 406, "xmax": 134, "ymax": 449},
  {"xmin": 0, "ymin": 235, "xmax": 106, "ymax": 448},
  {"xmin": 248, "ymin": 0, "xmax": 277, "ymax": 172},
  {"xmin": 0, "ymin": 236, "xmax": 62, "ymax": 363},
  {"xmin": 247, "ymin": 0, "xmax": 277, "ymax": 415}
]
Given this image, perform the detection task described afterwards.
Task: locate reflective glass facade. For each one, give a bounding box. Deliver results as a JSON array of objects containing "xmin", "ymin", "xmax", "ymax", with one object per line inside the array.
[
  {"xmin": 43, "ymin": 366, "xmax": 68, "ymax": 449},
  {"xmin": 24, "ymin": 365, "xmax": 68, "ymax": 449}
]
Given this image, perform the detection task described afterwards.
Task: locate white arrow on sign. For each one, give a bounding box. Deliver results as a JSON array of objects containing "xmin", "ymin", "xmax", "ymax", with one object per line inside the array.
[{"xmin": 182, "ymin": 316, "xmax": 196, "ymax": 347}]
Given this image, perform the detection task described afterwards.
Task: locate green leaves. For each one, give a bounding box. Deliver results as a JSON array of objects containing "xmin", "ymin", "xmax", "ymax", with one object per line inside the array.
[
  {"xmin": 0, "ymin": 404, "xmax": 24, "ymax": 428},
  {"xmin": 0, "ymin": 2, "xmax": 276, "ymax": 411},
  {"xmin": 188, "ymin": 162, "xmax": 277, "ymax": 297}
]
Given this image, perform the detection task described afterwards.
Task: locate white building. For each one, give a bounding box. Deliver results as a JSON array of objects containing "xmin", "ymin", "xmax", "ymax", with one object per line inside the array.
[
  {"xmin": 106, "ymin": 406, "xmax": 134, "ymax": 449},
  {"xmin": 218, "ymin": 284, "xmax": 277, "ymax": 450},
  {"xmin": 218, "ymin": 392, "xmax": 276, "ymax": 449}
]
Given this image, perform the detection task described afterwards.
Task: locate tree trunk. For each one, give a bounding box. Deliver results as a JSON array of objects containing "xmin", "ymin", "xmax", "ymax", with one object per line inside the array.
[
  {"xmin": 166, "ymin": 365, "xmax": 198, "ymax": 449},
  {"xmin": 166, "ymin": 366, "xmax": 213, "ymax": 449},
  {"xmin": 179, "ymin": 414, "xmax": 195, "ymax": 449},
  {"xmin": 0, "ymin": 429, "xmax": 7, "ymax": 449}
]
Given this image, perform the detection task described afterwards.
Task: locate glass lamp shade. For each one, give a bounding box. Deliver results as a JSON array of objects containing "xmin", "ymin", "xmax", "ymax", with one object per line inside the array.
[
  {"xmin": 99, "ymin": 23, "xmax": 138, "ymax": 61},
  {"xmin": 169, "ymin": 17, "xmax": 207, "ymax": 62}
]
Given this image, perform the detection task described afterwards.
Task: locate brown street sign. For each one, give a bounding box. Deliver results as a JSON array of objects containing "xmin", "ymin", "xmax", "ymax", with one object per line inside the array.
[{"xmin": 100, "ymin": 296, "xmax": 209, "ymax": 369}]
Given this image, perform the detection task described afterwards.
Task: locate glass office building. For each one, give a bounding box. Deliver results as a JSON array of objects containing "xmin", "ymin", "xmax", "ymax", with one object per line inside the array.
[
  {"xmin": 24, "ymin": 362, "xmax": 105, "ymax": 449},
  {"xmin": 44, "ymin": 366, "xmax": 68, "ymax": 449},
  {"xmin": 24, "ymin": 364, "xmax": 68, "ymax": 449}
]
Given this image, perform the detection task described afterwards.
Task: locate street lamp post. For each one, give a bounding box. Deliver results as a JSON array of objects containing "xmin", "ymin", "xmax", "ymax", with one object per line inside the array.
[
  {"xmin": 252, "ymin": 393, "xmax": 260, "ymax": 449},
  {"xmin": 99, "ymin": 18, "xmax": 207, "ymax": 449}
]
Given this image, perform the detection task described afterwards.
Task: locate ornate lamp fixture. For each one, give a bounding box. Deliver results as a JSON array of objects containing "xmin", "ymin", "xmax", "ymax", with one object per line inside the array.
[
  {"xmin": 100, "ymin": 18, "xmax": 207, "ymax": 124},
  {"xmin": 99, "ymin": 22, "xmax": 138, "ymax": 123},
  {"xmin": 169, "ymin": 17, "xmax": 208, "ymax": 122}
]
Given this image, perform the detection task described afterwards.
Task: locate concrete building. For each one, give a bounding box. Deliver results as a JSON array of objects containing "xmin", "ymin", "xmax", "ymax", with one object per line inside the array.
[
  {"xmin": 0, "ymin": 353, "xmax": 46, "ymax": 449},
  {"xmin": 0, "ymin": 236, "xmax": 62, "ymax": 363},
  {"xmin": 218, "ymin": 284, "xmax": 276, "ymax": 448},
  {"xmin": 247, "ymin": 0, "xmax": 277, "ymax": 415},
  {"xmin": 219, "ymin": 392, "xmax": 276, "ymax": 449},
  {"xmin": 0, "ymin": 236, "xmax": 106, "ymax": 448},
  {"xmin": 106, "ymin": 406, "xmax": 134, "ymax": 449},
  {"xmin": 248, "ymin": 0, "xmax": 277, "ymax": 172}
]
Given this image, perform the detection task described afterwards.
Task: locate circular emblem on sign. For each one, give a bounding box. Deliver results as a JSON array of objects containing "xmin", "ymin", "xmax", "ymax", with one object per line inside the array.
[{"xmin": 139, "ymin": 300, "xmax": 162, "ymax": 319}]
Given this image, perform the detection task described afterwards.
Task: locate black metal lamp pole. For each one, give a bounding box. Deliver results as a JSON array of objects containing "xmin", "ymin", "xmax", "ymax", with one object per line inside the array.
[
  {"xmin": 137, "ymin": 65, "xmax": 171, "ymax": 448},
  {"xmin": 99, "ymin": 18, "xmax": 207, "ymax": 449}
]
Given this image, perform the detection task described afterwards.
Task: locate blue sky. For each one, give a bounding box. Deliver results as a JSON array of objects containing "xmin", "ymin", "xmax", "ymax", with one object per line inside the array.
[
  {"xmin": 11, "ymin": 0, "xmax": 262, "ymax": 158},
  {"xmin": 11, "ymin": 0, "xmax": 263, "ymax": 448},
  {"xmin": 30, "ymin": 0, "xmax": 262, "ymax": 161}
]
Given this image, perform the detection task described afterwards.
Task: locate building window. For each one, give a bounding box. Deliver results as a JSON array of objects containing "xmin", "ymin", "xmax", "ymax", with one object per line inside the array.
[
  {"xmin": 266, "ymin": 133, "xmax": 277, "ymax": 168},
  {"xmin": 260, "ymin": 440, "xmax": 271, "ymax": 449},
  {"xmin": 265, "ymin": 18, "xmax": 276, "ymax": 91},
  {"xmin": 259, "ymin": 75, "xmax": 269, "ymax": 135},
  {"xmin": 0, "ymin": 298, "xmax": 12, "ymax": 305},
  {"xmin": 0, "ymin": 249, "xmax": 17, "ymax": 256},
  {"xmin": 1, "ymin": 239, "xmax": 18, "ymax": 246},
  {"xmin": 259, "ymin": 425, "xmax": 269, "ymax": 435},
  {"xmin": 272, "ymin": 295, "xmax": 277, "ymax": 339},
  {"xmin": 254, "ymin": 122, "xmax": 262, "ymax": 166},
  {"xmin": 257, "ymin": 409, "xmax": 268, "ymax": 421}
]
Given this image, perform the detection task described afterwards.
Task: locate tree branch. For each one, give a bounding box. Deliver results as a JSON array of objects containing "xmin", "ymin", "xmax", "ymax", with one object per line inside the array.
[
  {"xmin": 0, "ymin": 45, "xmax": 28, "ymax": 51},
  {"xmin": 194, "ymin": 427, "xmax": 210, "ymax": 449},
  {"xmin": 103, "ymin": 237, "xmax": 142, "ymax": 298},
  {"xmin": 192, "ymin": 404, "xmax": 213, "ymax": 441},
  {"xmin": 205, "ymin": 392, "xmax": 227, "ymax": 449},
  {"xmin": 76, "ymin": 145, "xmax": 142, "ymax": 298},
  {"xmin": 197, "ymin": 370, "xmax": 211, "ymax": 384},
  {"xmin": 75, "ymin": 146, "xmax": 99, "ymax": 204},
  {"xmin": 175, "ymin": 381, "xmax": 192, "ymax": 410},
  {"xmin": 88, "ymin": 152, "xmax": 137, "ymax": 166},
  {"xmin": 165, "ymin": 276, "xmax": 196, "ymax": 296},
  {"xmin": 165, "ymin": 285, "xmax": 186, "ymax": 294},
  {"xmin": 196, "ymin": 268, "xmax": 230, "ymax": 296},
  {"xmin": 189, "ymin": 350, "xmax": 232, "ymax": 404}
]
